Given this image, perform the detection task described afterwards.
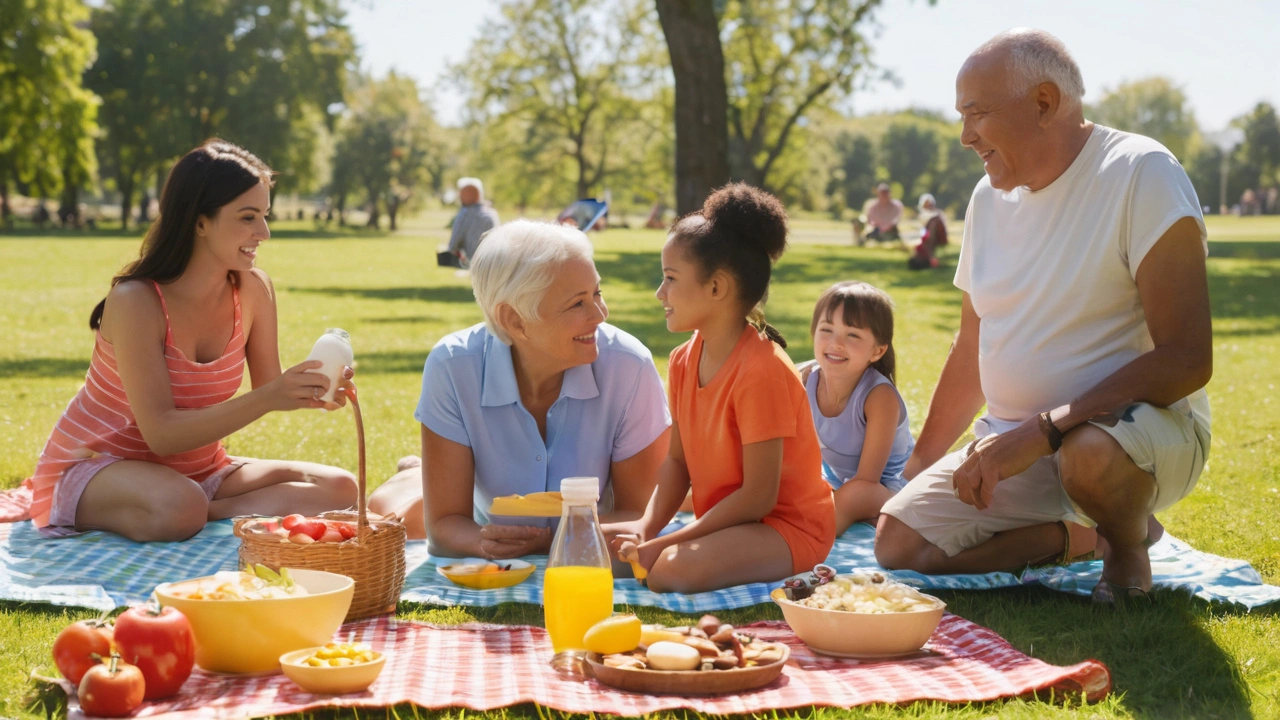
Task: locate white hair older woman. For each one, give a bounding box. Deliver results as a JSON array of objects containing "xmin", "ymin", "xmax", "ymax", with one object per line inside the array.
[{"xmin": 369, "ymin": 220, "xmax": 671, "ymax": 558}]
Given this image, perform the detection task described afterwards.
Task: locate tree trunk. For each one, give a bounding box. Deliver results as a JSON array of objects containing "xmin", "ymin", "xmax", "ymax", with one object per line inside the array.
[
  {"xmin": 576, "ymin": 148, "xmax": 590, "ymax": 199},
  {"xmin": 387, "ymin": 196, "xmax": 399, "ymax": 231},
  {"xmin": 365, "ymin": 186, "xmax": 380, "ymax": 228},
  {"xmin": 655, "ymin": 0, "xmax": 731, "ymax": 215},
  {"xmin": 119, "ymin": 171, "xmax": 135, "ymax": 232}
]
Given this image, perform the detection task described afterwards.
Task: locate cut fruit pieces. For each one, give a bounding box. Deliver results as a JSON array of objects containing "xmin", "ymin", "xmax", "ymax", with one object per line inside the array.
[{"xmin": 488, "ymin": 491, "xmax": 564, "ymax": 517}]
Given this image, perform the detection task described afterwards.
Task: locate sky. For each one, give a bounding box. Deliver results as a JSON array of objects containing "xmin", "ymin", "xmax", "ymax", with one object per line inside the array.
[{"xmin": 345, "ymin": 0, "xmax": 1280, "ymax": 134}]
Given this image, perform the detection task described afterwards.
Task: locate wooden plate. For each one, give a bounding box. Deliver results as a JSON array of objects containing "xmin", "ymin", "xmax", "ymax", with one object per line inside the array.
[{"xmin": 584, "ymin": 644, "xmax": 789, "ymax": 695}]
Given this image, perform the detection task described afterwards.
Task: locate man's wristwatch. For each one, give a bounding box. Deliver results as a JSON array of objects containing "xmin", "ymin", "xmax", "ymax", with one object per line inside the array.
[{"xmin": 1038, "ymin": 411, "xmax": 1064, "ymax": 452}]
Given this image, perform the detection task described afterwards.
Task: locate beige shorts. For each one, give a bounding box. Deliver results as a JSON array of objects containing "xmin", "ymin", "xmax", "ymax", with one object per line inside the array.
[{"xmin": 880, "ymin": 401, "xmax": 1210, "ymax": 557}]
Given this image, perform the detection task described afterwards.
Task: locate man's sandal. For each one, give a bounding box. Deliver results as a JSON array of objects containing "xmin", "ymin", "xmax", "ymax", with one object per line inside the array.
[
  {"xmin": 1090, "ymin": 529, "xmax": 1161, "ymax": 607},
  {"xmin": 1091, "ymin": 578, "xmax": 1152, "ymax": 607}
]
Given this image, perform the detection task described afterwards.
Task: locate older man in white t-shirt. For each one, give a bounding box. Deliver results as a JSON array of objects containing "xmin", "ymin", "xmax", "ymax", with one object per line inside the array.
[{"xmin": 876, "ymin": 29, "xmax": 1212, "ymax": 605}]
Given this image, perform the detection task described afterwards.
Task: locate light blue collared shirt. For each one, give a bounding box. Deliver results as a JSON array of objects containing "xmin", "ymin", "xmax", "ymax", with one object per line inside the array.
[{"xmin": 415, "ymin": 322, "xmax": 671, "ymax": 527}]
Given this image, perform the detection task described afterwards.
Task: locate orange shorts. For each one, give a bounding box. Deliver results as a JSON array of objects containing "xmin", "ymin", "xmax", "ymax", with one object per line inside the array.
[{"xmin": 763, "ymin": 514, "xmax": 835, "ymax": 574}]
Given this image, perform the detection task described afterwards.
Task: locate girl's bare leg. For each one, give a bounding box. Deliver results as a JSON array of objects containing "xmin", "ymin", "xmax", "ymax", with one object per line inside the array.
[
  {"xmin": 366, "ymin": 467, "xmax": 426, "ymax": 539},
  {"xmin": 646, "ymin": 523, "xmax": 795, "ymax": 594},
  {"xmin": 209, "ymin": 458, "xmax": 357, "ymax": 519},
  {"xmin": 833, "ymin": 479, "xmax": 894, "ymax": 536}
]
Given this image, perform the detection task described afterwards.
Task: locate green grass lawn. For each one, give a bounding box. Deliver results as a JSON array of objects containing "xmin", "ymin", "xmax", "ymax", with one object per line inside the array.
[{"xmin": 1, "ymin": 211, "xmax": 1278, "ymax": 719}]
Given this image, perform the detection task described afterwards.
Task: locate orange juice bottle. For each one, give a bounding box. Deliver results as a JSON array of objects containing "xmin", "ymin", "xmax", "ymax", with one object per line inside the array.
[{"xmin": 544, "ymin": 477, "xmax": 613, "ymax": 653}]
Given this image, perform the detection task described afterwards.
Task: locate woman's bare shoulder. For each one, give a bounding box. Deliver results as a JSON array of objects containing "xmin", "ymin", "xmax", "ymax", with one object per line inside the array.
[
  {"xmin": 102, "ymin": 280, "xmax": 165, "ymax": 340},
  {"xmin": 239, "ymin": 268, "xmax": 277, "ymax": 311}
]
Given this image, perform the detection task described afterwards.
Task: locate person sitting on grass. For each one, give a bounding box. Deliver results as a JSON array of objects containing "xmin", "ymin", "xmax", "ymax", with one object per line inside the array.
[
  {"xmin": 798, "ymin": 281, "xmax": 915, "ymax": 536},
  {"xmin": 609, "ymin": 184, "xmax": 836, "ymax": 594},
  {"xmin": 22, "ymin": 140, "xmax": 358, "ymax": 542},
  {"xmin": 907, "ymin": 193, "xmax": 948, "ymax": 270},
  {"xmin": 852, "ymin": 183, "xmax": 904, "ymax": 246},
  {"xmin": 368, "ymin": 220, "xmax": 671, "ymax": 558},
  {"xmin": 875, "ymin": 29, "xmax": 1212, "ymax": 606}
]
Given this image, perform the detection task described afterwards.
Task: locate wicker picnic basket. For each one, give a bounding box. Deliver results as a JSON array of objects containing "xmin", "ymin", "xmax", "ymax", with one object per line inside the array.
[{"xmin": 234, "ymin": 392, "xmax": 406, "ymax": 623}]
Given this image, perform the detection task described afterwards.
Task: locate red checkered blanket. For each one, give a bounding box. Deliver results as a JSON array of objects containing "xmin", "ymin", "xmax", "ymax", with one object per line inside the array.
[{"xmin": 63, "ymin": 616, "xmax": 1108, "ymax": 718}]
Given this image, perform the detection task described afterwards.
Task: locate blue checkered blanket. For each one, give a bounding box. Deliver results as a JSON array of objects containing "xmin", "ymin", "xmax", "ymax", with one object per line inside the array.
[{"xmin": 2, "ymin": 518, "xmax": 1276, "ymax": 612}]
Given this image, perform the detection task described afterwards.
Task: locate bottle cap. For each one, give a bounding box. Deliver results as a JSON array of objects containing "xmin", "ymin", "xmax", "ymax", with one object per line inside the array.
[
  {"xmin": 559, "ymin": 477, "xmax": 600, "ymax": 505},
  {"xmin": 324, "ymin": 328, "xmax": 351, "ymax": 342}
]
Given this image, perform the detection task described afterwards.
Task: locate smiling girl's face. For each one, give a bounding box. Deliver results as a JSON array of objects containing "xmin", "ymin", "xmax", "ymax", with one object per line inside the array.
[{"xmin": 813, "ymin": 305, "xmax": 886, "ymax": 383}]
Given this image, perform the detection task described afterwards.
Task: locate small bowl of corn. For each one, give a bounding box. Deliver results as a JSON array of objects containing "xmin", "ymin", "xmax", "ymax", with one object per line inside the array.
[{"xmin": 279, "ymin": 642, "xmax": 386, "ymax": 694}]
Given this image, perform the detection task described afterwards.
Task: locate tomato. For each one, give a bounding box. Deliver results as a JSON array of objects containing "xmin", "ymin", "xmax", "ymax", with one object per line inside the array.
[
  {"xmin": 295, "ymin": 519, "xmax": 328, "ymax": 540},
  {"xmin": 281, "ymin": 513, "xmax": 307, "ymax": 531},
  {"xmin": 113, "ymin": 605, "xmax": 195, "ymax": 699},
  {"xmin": 52, "ymin": 618, "xmax": 114, "ymax": 686},
  {"xmin": 333, "ymin": 521, "xmax": 356, "ymax": 540},
  {"xmin": 78, "ymin": 655, "xmax": 145, "ymax": 718}
]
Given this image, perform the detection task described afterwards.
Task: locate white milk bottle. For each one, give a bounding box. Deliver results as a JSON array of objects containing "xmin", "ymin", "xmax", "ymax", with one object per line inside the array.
[{"xmin": 305, "ymin": 328, "xmax": 353, "ymax": 403}]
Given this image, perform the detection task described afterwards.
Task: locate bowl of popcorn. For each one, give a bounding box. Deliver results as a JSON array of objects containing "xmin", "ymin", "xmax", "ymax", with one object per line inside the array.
[
  {"xmin": 770, "ymin": 572, "xmax": 945, "ymax": 658},
  {"xmin": 279, "ymin": 642, "xmax": 386, "ymax": 694}
]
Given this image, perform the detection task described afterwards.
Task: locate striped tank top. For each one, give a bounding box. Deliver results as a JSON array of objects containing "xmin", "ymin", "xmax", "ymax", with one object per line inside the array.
[{"xmin": 23, "ymin": 280, "xmax": 247, "ymax": 527}]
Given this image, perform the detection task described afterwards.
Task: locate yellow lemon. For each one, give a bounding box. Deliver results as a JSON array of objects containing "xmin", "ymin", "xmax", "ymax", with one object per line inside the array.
[
  {"xmin": 640, "ymin": 624, "xmax": 686, "ymax": 647},
  {"xmin": 583, "ymin": 613, "xmax": 642, "ymax": 655}
]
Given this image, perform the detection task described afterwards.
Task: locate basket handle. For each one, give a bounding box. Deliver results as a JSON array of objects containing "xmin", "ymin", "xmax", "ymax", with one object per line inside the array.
[{"xmin": 349, "ymin": 384, "xmax": 370, "ymax": 540}]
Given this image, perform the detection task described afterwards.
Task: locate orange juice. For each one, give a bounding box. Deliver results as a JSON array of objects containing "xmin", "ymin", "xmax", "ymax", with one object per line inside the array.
[{"xmin": 544, "ymin": 566, "xmax": 613, "ymax": 652}]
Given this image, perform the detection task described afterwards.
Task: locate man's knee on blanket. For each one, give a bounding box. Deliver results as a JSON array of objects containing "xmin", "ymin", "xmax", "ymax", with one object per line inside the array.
[{"xmin": 874, "ymin": 514, "xmax": 950, "ymax": 573}]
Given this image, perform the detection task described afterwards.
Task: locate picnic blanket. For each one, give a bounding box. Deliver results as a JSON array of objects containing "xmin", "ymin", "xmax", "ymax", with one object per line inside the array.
[
  {"xmin": 3, "ymin": 515, "xmax": 1278, "ymax": 612},
  {"xmin": 57, "ymin": 616, "xmax": 1111, "ymax": 719}
]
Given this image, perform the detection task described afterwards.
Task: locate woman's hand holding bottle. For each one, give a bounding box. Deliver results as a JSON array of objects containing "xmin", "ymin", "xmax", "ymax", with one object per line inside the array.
[{"xmin": 266, "ymin": 360, "xmax": 332, "ymax": 411}]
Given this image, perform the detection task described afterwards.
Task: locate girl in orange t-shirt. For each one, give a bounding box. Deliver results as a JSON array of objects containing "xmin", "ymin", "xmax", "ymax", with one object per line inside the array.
[{"xmin": 607, "ymin": 184, "xmax": 835, "ymax": 593}]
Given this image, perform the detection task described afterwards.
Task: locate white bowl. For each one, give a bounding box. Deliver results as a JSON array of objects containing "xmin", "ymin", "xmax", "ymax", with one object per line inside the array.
[{"xmin": 771, "ymin": 585, "xmax": 945, "ymax": 658}]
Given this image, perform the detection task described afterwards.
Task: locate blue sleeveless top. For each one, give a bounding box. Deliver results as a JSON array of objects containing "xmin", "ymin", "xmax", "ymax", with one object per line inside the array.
[{"xmin": 806, "ymin": 366, "xmax": 915, "ymax": 492}]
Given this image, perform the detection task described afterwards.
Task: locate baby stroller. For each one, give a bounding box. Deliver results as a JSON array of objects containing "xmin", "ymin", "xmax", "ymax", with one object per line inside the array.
[{"xmin": 556, "ymin": 198, "xmax": 609, "ymax": 232}]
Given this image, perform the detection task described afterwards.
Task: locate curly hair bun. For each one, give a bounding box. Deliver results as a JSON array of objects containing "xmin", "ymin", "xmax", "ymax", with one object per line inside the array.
[{"xmin": 702, "ymin": 183, "xmax": 788, "ymax": 261}]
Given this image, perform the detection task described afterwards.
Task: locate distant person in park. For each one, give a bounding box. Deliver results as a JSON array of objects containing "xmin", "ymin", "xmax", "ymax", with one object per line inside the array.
[
  {"xmin": 368, "ymin": 220, "xmax": 671, "ymax": 556},
  {"xmin": 444, "ymin": 177, "xmax": 500, "ymax": 267},
  {"xmin": 852, "ymin": 183, "xmax": 904, "ymax": 245},
  {"xmin": 610, "ymin": 184, "xmax": 836, "ymax": 593},
  {"xmin": 875, "ymin": 28, "xmax": 1212, "ymax": 606},
  {"xmin": 907, "ymin": 193, "xmax": 948, "ymax": 270},
  {"xmin": 20, "ymin": 140, "xmax": 358, "ymax": 541}
]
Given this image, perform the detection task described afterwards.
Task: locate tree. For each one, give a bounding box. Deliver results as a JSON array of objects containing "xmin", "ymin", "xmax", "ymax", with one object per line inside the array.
[
  {"xmin": 656, "ymin": 0, "xmax": 892, "ymax": 211},
  {"xmin": 1236, "ymin": 102, "xmax": 1280, "ymax": 191},
  {"xmin": 331, "ymin": 73, "xmax": 440, "ymax": 230},
  {"xmin": 654, "ymin": 0, "xmax": 730, "ymax": 215},
  {"xmin": 88, "ymin": 0, "xmax": 355, "ymax": 229},
  {"xmin": 0, "ymin": 0, "xmax": 98, "ymax": 222},
  {"xmin": 826, "ymin": 131, "xmax": 876, "ymax": 215},
  {"xmin": 1090, "ymin": 77, "xmax": 1199, "ymax": 162},
  {"xmin": 721, "ymin": 0, "xmax": 883, "ymax": 191},
  {"xmin": 455, "ymin": 0, "xmax": 664, "ymax": 202},
  {"xmin": 880, "ymin": 120, "xmax": 939, "ymax": 203}
]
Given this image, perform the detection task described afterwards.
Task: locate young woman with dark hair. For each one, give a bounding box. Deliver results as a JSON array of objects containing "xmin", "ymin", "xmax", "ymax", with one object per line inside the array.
[{"xmin": 23, "ymin": 140, "xmax": 357, "ymax": 541}]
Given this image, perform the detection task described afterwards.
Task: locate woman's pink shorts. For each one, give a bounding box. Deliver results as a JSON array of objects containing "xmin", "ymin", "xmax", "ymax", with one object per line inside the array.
[{"xmin": 40, "ymin": 456, "xmax": 242, "ymax": 538}]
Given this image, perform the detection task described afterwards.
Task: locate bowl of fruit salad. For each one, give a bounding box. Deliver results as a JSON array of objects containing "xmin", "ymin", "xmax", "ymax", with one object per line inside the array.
[
  {"xmin": 154, "ymin": 566, "xmax": 353, "ymax": 674},
  {"xmin": 279, "ymin": 642, "xmax": 386, "ymax": 694},
  {"xmin": 438, "ymin": 558, "xmax": 536, "ymax": 589}
]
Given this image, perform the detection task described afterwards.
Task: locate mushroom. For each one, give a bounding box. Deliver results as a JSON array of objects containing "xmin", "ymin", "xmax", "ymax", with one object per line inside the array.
[
  {"xmin": 697, "ymin": 614, "xmax": 721, "ymax": 636},
  {"xmin": 709, "ymin": 624, "xmax": 736, "ymax": 644},
  {"xmin": 681, "ymin": 636, "xmax": 721, "ymax": 658},
  {"xmin": 603, "ymin": 654, "xmax": 647, "ymax": 670}
]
